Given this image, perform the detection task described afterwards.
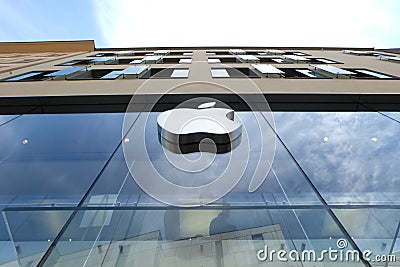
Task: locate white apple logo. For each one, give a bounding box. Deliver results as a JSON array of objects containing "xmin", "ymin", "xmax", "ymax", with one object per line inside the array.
[{"xmin": 157, "ymin": 102, "xmax": 242, "ymax": 153}]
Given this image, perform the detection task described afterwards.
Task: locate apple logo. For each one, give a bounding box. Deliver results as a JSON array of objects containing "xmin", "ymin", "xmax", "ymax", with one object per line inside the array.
[{"xmin": 157, "ymin": 102, "xmax": 242, "ymax": 154}]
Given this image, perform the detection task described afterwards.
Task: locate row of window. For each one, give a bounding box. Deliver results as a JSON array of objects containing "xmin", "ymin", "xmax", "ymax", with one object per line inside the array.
[
  {"xmin": 57, "ymin": 55, "xmax": 341, "ymax": 67},
  {"xmin": 1, "ymin": 64, "xmax": 397, "ymax": 82},
  {"xmin": 89, "ymin": 49, "xmax": 308, "ymax": 58},
  {"xmin": 343, "ymin": 50, "xmax": 400, "ymax": 64},
  {"xmin": 58, "ymin": 56, "xmax": 193, "ymax": 66}
]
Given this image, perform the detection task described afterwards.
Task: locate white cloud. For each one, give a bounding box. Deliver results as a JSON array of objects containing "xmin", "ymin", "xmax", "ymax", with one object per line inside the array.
[{"xmin": 92, "ymin": 0, "xmax": 397, "ymax": 48}]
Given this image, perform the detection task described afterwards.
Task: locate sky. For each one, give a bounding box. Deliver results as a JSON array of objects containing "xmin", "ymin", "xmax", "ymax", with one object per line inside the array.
[{"xmin": 0, "ymin": 0, "xmax": 399, "ymax": 48}]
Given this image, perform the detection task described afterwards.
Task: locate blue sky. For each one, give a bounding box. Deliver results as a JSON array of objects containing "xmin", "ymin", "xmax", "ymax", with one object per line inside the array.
[{"xmin": 0, "ymin": 0, "xmax": 399, "ymax": 48}]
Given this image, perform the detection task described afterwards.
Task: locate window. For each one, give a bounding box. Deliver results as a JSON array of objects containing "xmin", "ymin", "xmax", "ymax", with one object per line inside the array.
[
  {"xmin": 211, "ymin": 68, "xmax": 260, "ymax": 78},
  {"xmin": 252, "ymin": 64, "xmax": 284, "ymax": 78},
  {"xmin": 67, "ymin": 69, "xmax": 124, "ymax": 80},
  {"xmin": 282, "ymin": 55, "xmax": 310, "ymax": 63},
  {"xmin": 57, "ymin": 60, "xmax": 92, "ymax": 66},
  {"xmin": 121, "ymin": 65, "xmax": 149, "ymax": 78},
  {"xmin": 342, "ymin": 50, "xmax": 374, "ymax": 56},
  {"xmin": 206, "ymin": 50, "xmax": 229, "ymax": 55},
  {"xmin": 58, "ymin": 57, "xmax": 114, "ymax": 66},
  {"xmin": 237, "ymin": 55, "xmax": 260, "ymax": 63},
  {"xmin": 279, "ymin": 68, "xmax": 331, "ymax": 79},
  {"xmin": 208, "ymin": 58, "xmax": 221, "ymax": 64},
  {"xmin": 89, "ymin": 52, "xmax": 116, "ymax": 57},
  {"xmin": 379, "ymin": 56, "xmax": 400, "ymax": 64},
  {"xmin": 310, "ymin": 65, "xmax": 355, "ymax": 78},
  {"xmin": 258, "ymin": 57, "xmax": 292, "ymax": 64},
  {"xmin": 179, "ymin": 58, "xmax": 192, "ymax": 64},
  {"xmin": 45, "ymin": 66, "xmax": 88, "ymax": 80},
  {"xmin": 311, "ymin": 65, "xmax": 397, "ymax": 79},
  {"xmin": 208, "ymin": 57, "xmax": 239, "ymax": 63},
  {"xmin": 344, "ymin": 68, "xmax": 398, "ymax": 79},
  {"xmin": 154, "ymin": 50, "xmax": 170, "ymax": 56},
  {"xmin": 284, "ymin": 51, "xmax": 311, "ymax": 56},
  {"xmin": 140, "ymin": 68, "xmax": 189, "ymax": 78},
  {"xmin": 229, "ymin": 49, "xmax": 246, "ymax": 55},
  {"xmin": 161, "ymin": 57, "xmax": 191, "ymax": 64},
  {"xmin": 308, "ymin": 58, "xmax": 342, "ymax": 64},
  {"xmin": 1, "ymin": 71, "xmax": 54, "ymax": 82},
  {"xmin": 105, "ymin": 58, "xmax": 140, "ymax": 65}
]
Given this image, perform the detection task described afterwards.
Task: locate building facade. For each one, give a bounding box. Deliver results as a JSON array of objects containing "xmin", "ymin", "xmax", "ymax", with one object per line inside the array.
[{"xmin": 0, "ymin": 41, "xmax": 400, "ymax": 266}]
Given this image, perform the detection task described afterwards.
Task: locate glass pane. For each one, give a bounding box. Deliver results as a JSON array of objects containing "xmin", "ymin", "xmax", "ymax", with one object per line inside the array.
[
  {"xmin": 3, "ymin": 210, "xmax": 72, "ymax": 267},
  {"xmin": 0, "ymin": 113, "xmax": 124, "ymax": 207},
  {"xmin": 45, "ymin": 66, "xmax": 86, "ymax": 77},
  {"xmin": 37, "ymin": 208, "xmax": 360, "ymax": 266},
  {"xmin": 83, "ymin": 111, "xmax": 320, "ymax": 207},
  {"xmin": 274, "ymin": 112, "xmax": 400, "ymax": 205},
  {"xmin": 333, "ymin": 209, "xmax": 400, "ymax": 265},
  {"xmin": 211, "ymin": 69, "xmax": 229, "ymax": 78},
  {"xmin": 170, "ymin": 69, "xmax": 189, "ymax": 78}
]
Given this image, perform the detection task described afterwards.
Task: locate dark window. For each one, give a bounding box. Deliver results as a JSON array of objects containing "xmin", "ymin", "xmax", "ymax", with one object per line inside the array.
[
  {"xmin": 344, "ymin": 68, "xmax": 399, "ymax": 79},
  {"xmin": 105, "ymin": 58, "xmax": 139, "ymax": 65},
  {"xmin": 57, "ymin": 59, "xmax": 93, "ymax": 66},
  {"xmin": 308, "ymin": 58, "xmax": 343, "ymax": 64},
  {"xmin": 258, "ymin": 57, "xmax": 292, "ymax": 64},
  {"xmin": 89, "ymin": 53, "xmax": 115, "ymax": 57},
  {"xmin": 208, "ymin": 57, "xmax": 240, "ymax": 63},
  {"xmin": 1, "ymin": 71, "xmax": 54, "ymax": 82},
  {"xmin": 68, "ymin": 69, "xmax": 124, "ymax": 80},
  {"xmin": 161, "ymin": 57, "xmax": 191, "ymax": 64},
  {"xmin": 211, "ymin": 68, "xmax": 260, "ymax": 78},
  {"xmin": 206, "ymin": 50, "xmax": 230, "ymax": 55},
  {"xmin": 279, "ymin": 68, "xmax": 331, "ymax": 79},
  {"xmin": 140, "ymin": 68, "xmax": 189, "ymax": 78},
  {"xmin": 283, "ymin": 51, "xmax": 311, "ymax": 56}
]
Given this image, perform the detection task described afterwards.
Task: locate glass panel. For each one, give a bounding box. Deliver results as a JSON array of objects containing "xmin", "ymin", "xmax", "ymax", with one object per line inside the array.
[
  {"xmin": 3, "ymin": 210, "xmax": 73, "ymax": 267},
  {"xmin": 100, "ymin": 71, "xmax": 123, "ymax": 80},
  {"xmin": 229, "ymin": 49, "xmax": 245, "ymax": 55},
  {"xmin": 5, "ymin": 72, "xmax": 43, "ymax": 81},
  {"xmin": 34, "ymin": 208, "xmax": 360, "ymax": 266},
  {"xmin": 252, "ymin": 64, "xmax": 284, "ymax": 74},
  {"xmin": 45, "ymin": 66, "xmax": 87, "ymax": 77},
  {"xmin": 0, "ymin": 113, "xmax": 124, "ymax": 207},
  {"xmin": 333, "ymin": 209, "xmax": 400, "ymax": 265},
  {"xmin": 274, "ymin": 112, "xmax": 400, "ymax": 205},
  {"xmin": 354, "ymin": 69, "xmax": 393, "ymax": 79},
  {"xmin": 211, "ymin": 69, "xmax": 229, "ymax": 78},
  {"xmin": 311, "ymin": 65, "xmax": 355, "ymax": 75},
  {"xmin": 122, "ymin": 65, "xmax": 148, "ymax": 75},
  {"xmin": 0, "ymin": 114, "xmax": 19, "ymax": 126},
  {"xmin": 170, "ymin": 69, "xmax": 189, "ymax": 78},
  {"xmin": 238, "ymin": 55, "xmax": 259, "ymax": 62},
  {"xmin": 84, "ymin": 112, "xmax": 320, "ymax": 207},
  {"xmin": 90, "ymin": 57, "xmax": 114, "ymax": 63},
  {"xmin": 178, "ymin": 59, "xmax": 192, "ymax": 64},
  {"xmin": 208, "ymin": 59, "xmax": 221, "ymax": 64},
  {"xmin": 129, "ymin": 59, "xmax": 143, "ymax": 64},
  {"xmin": 283, "ymin": 55, "xmax": 309, "ymax": 61}
]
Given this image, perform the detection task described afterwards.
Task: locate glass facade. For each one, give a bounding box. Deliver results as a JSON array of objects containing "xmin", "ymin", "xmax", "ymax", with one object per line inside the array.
[{"xmin": 1, "ymin": 105, "xmax": 400, "ymax": 266}]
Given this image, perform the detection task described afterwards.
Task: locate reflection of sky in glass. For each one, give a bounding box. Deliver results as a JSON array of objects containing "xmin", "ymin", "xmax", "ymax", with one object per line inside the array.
[
  {"xmin": 0, "ymin": 113, "xmax": 124, "ymax": 206},
  {"xmin": 274, "ymin": 112, "xmax": 400, "ymax": 204},
  {"xmin": 3, "ymin": 111, "xmax": 400, "ymax": 265},
  {"xmin": 88, "ymin": 111, "xmax": 321, "ymax": 207}
]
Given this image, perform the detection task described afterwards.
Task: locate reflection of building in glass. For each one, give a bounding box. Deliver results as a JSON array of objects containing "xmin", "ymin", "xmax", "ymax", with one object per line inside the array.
[{"xmin": 0, "ymin": 41, "xmax": 400, "ymax": 266}]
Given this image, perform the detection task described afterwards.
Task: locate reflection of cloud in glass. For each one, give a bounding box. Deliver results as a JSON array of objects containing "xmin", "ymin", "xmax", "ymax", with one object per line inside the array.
[
  {"xmin": 274, "ymin": 112, "xmax": 400, "ymax": 204},
  {"xmin": 0, "ymin": 113, "xmax": 124, "ymax": 205}
]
